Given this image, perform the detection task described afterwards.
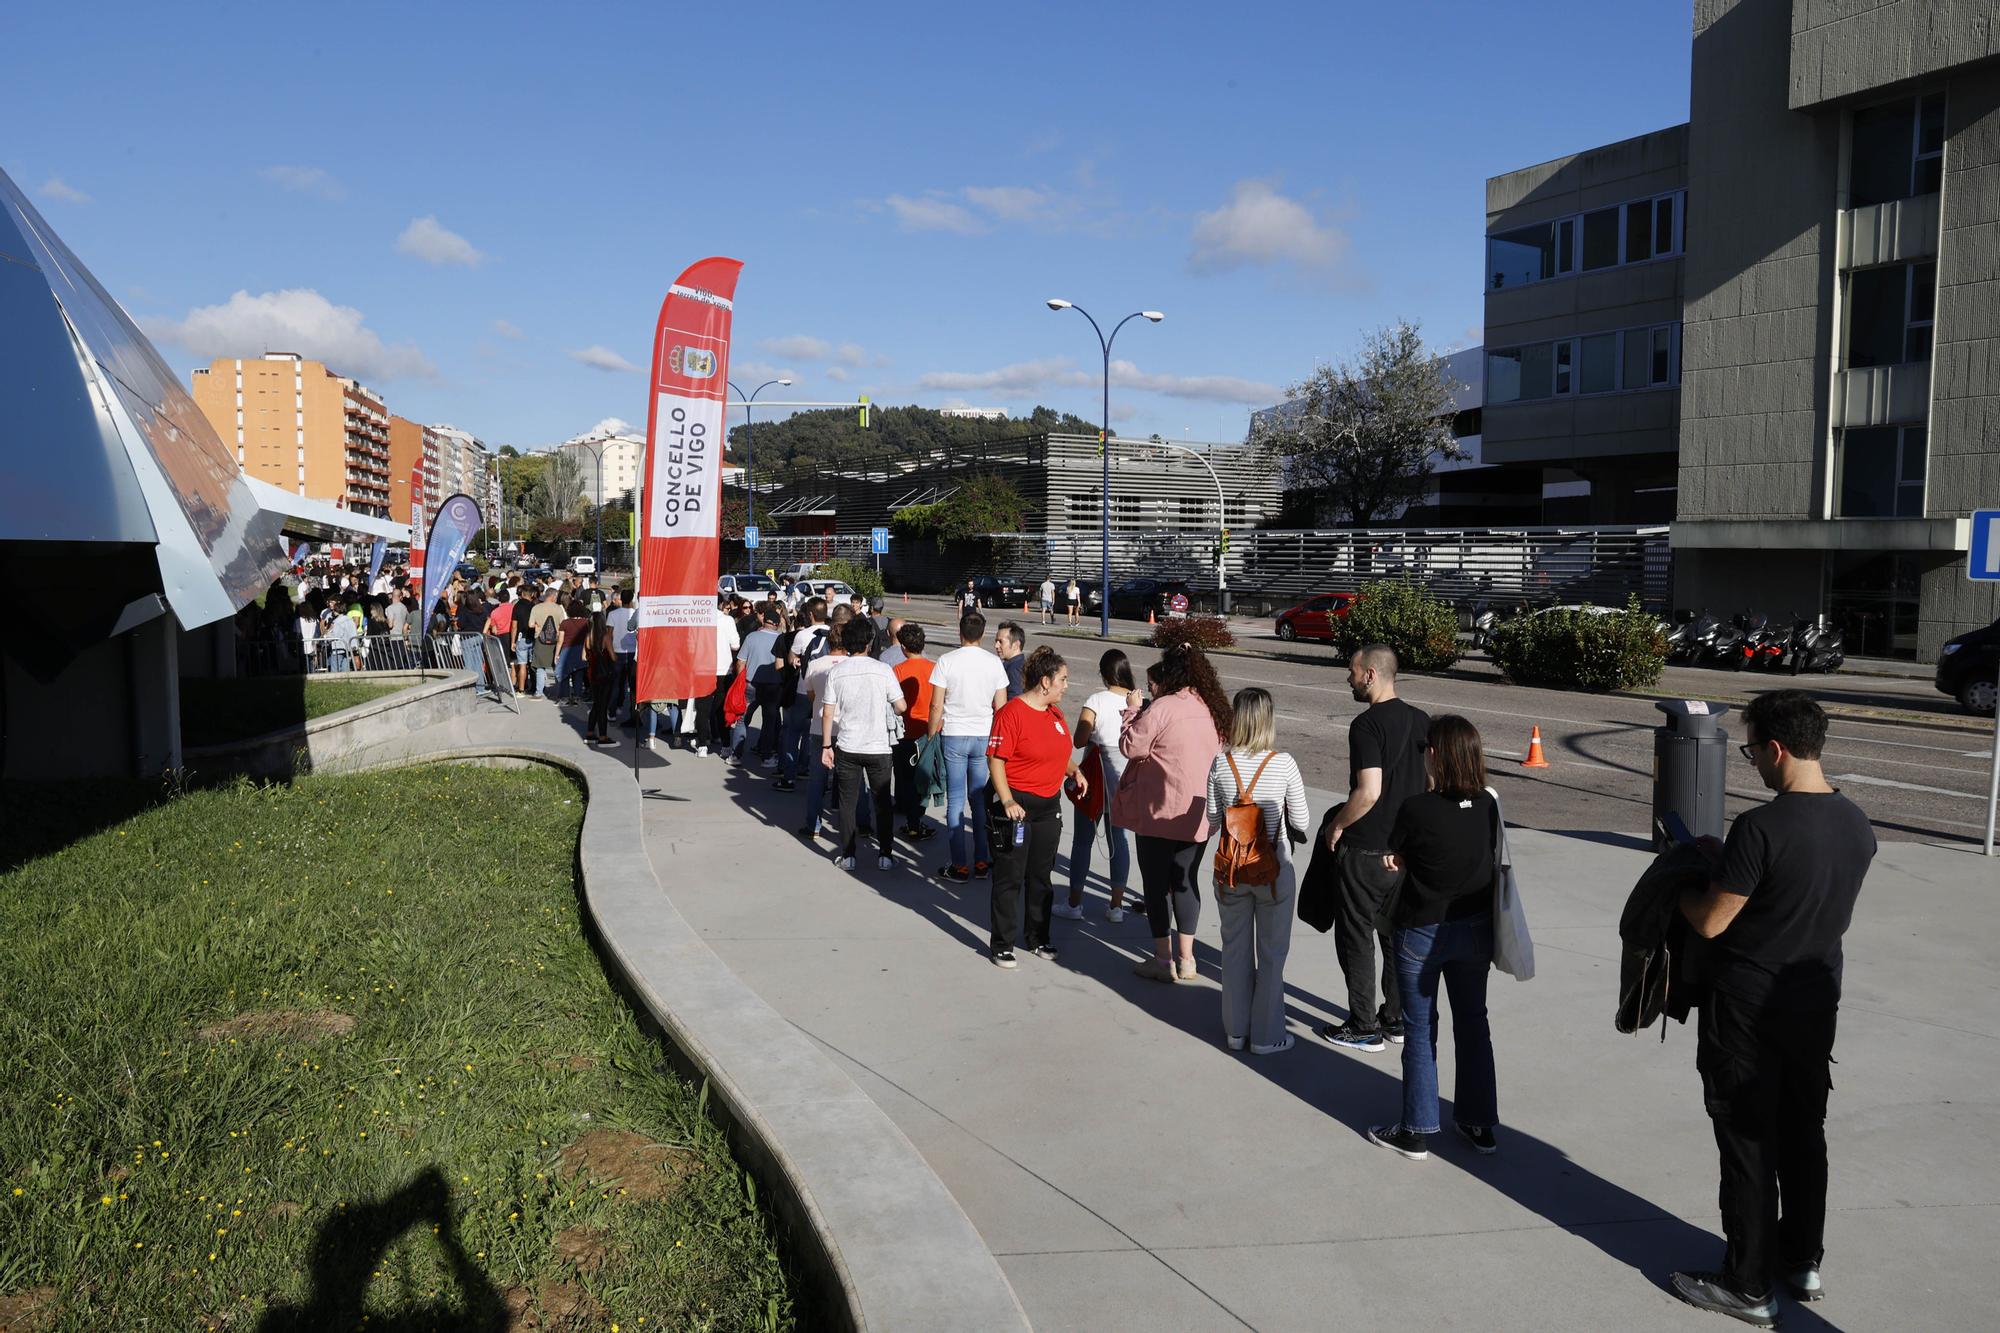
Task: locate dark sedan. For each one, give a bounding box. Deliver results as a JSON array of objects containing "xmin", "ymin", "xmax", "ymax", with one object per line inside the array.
[
  {"xmin": 1084, "ymin": 578, "xmax": 1194, "ymax": 621},
  {"xmin": 1275, "ymin": 592, "xmax": 1361, "ymax": 642},
  {"xmin": 1936, "ymin": 618, "xmax": 1999, "ymax": 715}
]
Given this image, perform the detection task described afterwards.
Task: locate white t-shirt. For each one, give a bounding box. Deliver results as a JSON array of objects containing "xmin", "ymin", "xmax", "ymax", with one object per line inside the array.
[
  {"xmin": 1040, "ymin": 579, "xmax": 1056, "ymax": 603},
  {"xmin": 931, "ymin": 645, "xmax": 1010, "ymax": 738},
  {"xmin": 790, "ymin": 623, "xmax": 828, "ymax": 666},
  {"xmin": 712, "ymin": 607, "xmax": 741, "ymax": 675},
  {"xmin": 1081, "ymin": 688, "xmax": 1131, "ymax": 789},
  {"xmin": 823, "ymin": 657, "xmax": 903, "ymax": 755},
  {"xmin": 879, "ymin": 644, "xmax": 906, "ymax": 668},
  {"xmin": 803, "ymin": 653, "xmax": 845, "ymax": 735},
  {"xmin": 608, "ymin": 606, "xmax": 636, "ymax": 654}
]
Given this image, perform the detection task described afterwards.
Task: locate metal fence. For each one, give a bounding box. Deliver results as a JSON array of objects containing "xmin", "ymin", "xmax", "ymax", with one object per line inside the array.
[{"xmin": 235, "ymin": 631, "xmax": 502, "ymax": 677}]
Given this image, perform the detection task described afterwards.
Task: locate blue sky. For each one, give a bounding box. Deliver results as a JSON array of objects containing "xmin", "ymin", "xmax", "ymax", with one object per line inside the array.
[{"xmin": 5, "ymin": 1, "xmax": 1691, "ymax": 449}]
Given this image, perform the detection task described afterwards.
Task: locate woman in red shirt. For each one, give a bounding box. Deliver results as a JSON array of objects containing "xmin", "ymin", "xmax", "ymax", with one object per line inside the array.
[{"xmin": 986, "ymin": 647, "xmax": 1087, "ymax": 969}]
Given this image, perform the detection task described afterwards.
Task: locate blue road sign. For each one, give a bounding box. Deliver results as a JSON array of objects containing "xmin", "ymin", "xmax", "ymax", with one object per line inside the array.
[
  {"xmin": 1972, "ymin": 509, "xmax": 2000, "ymax": 581},
  {"xmin": 871, "ymin": 526, "xmax": 890, "ymax": 555},
  {"xmin": 743, "ymin": 524, "xmax": 760, "ymax": 550}
]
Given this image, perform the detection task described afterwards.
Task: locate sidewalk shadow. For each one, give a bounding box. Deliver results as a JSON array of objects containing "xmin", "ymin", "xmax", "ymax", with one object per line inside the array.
[
  {"xmin": 708, "ymin": 757, "xmax": 1840, "ymax": 1324},
  {"xmin": 256, "ymin": 1167, "xmax": 505, "ymax": 1331}
]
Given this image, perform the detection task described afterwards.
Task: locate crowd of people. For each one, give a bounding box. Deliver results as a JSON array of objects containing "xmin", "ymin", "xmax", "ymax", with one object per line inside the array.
[
  {"xmin": 626, "ymin": 589, "xmax": 1874, "ymax": 1327},
  {"xmin": 249, "ymin": 558, "xmax": 1874, "ymax": 1326}
]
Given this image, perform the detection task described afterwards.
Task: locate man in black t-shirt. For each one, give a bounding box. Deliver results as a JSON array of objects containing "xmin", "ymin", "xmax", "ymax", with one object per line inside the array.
[
  {"xmin": 1669, "ymin": 690, "xmax": 1874, "ymax": 1327},
  {"xmin": 1318, "ymin": 644, "xmax": 1431, "ymax": 1052}
]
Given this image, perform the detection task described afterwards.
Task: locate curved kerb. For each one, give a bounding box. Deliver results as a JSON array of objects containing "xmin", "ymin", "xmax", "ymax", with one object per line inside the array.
[{"xmin": 355, "ymin": 741, "xmax": 1032, "ymax": 1332}]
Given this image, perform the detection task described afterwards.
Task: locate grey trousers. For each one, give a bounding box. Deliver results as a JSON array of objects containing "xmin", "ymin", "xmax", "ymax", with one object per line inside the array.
[{"xmin": 1219, "ymin": 864, "xmax": 1296, "ymax": 1047}]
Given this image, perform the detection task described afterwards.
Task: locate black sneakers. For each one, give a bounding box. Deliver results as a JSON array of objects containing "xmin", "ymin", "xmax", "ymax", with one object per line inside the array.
[
  {"xmin": 1381, "ymin": 1016, "xmax": 1406, "ymax": 1045},
  {"xmin": 1318, "ymin": 1021, "xmax": 1386, "ymax": 1052},
  {"xmin": 1667, "ymin": 1271, "xmax": 1777, "ymax": 1327},
  {"xmin": 1456, "ymin": 1123, "xmax": 1498, "ymax": 1155},
  {"xmin": 1366, "ymin": 1124, "xmax": 1429, "ymax": 1161},
  {"xmin": 992, "ymin": 947, "xmax": 1018, "ymax": 969},
  {"xmin": 1031, "ymin": 944, "xmax": 1059, "ymax": 961},
  {"xmin": 939, "ymin": 864, "xmax": 971, "ymax": 884}
]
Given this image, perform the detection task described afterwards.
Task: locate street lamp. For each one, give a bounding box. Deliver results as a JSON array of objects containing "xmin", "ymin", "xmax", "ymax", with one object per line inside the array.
[
  {"xmin": 729, "ymin": 376, "xmax": 792, "ymax": 574},
  {"xmin": 1133, "ymin": 440, "xmax": 1229, "ymax": 616},
  {"xmin": 1046, "ymin": 300, "xmax": 1164, "ymax": 636},
  {"xmin": 571, "ymin": 440, "xmax": 606, "ymax": 574}
]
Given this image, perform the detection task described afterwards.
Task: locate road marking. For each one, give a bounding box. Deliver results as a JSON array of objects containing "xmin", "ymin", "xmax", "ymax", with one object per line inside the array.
[
  {"xmin": 1827, "ymin": 731, "xmax": 1993, "ymax": 757},
  {"xmin": 1828, "ymin": 772, "xmax": 1985, "ymax": 801}
]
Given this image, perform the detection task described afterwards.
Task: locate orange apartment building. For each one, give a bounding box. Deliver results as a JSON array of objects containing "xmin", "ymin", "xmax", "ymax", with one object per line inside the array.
[
  {"xmin": 387, "ymin": 414, "xmax": 443, "ymax": 527},
  {"xmin": 189, "ymin": 353, "xmax": 393, "ymax": 517}
]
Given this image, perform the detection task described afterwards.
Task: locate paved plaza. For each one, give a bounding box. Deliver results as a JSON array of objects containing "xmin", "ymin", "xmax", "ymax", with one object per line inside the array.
[{"xmin": 389, "ymin": 692, "xmax": 1995, "ymax": 1330}]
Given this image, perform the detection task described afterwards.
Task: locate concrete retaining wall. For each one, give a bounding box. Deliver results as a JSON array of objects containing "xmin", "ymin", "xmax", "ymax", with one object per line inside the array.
[{"xmin": 184, "ymin": 672, "xmax": 479, "ymax": 780}]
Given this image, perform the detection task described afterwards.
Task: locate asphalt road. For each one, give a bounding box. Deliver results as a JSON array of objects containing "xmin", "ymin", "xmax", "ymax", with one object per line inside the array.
[{"xmin": 891, "ymin": 595, "xmax": 1997, "ymax": 848}]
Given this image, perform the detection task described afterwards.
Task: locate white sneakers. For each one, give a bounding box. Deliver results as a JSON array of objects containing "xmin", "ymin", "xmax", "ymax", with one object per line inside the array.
[
  {"xmin": 1105, "ymin": 906, "xmax": 1127, "ymax": 923},
  {"xmin": 876, "ymin": 855, "xmax": 893, "ymax": 871},
  {"xmin": 641, "ymin": 736, "xmax": 655, "ymax": 751},
  {"xmin": 1051, "ymin": 902, "xmax": 1086, "ymax": 921},
  {"xmin": 835, "ymin": 855, "xmax": 857, "ymax": 871}
]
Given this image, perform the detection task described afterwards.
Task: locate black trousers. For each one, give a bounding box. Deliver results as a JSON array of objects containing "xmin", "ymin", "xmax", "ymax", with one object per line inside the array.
[
  {"xmin": 990, "ymin": 789, "xmax": 1061, "ymax": 951},
  {"xmin": 892, "ymin": 736, "xmax": 925, "ymax": 827},
  {"xmin": 1334, "ymin": 843, "xmax": 1404, "ymax": 1029},
  {"xmin": 834, "ymin": 750, "xmax": 895, "ymax": 859},
  {"xmin": 1134, "ymin": 834, "xmax": 1204, "ymax": 939},
  {"xmin": 587, "ymin": 664, "xmax": 613, "ymax": 737},
  {"xmin": 1698, "ymin": 989, "xmax": 1837, "ymax": 1298},
  {"xmin": 695, "ymin": 674, "xmax": 728, "ymax": 748},
  {"xmin": 751, "ymin": 681, "xmax": 783, "ymax": 756}
]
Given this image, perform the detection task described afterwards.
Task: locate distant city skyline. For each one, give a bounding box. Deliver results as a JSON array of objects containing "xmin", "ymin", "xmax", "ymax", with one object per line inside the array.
[{"xmin": 4, "ymin": 2, "xmax": 1691, "ymax": 449}]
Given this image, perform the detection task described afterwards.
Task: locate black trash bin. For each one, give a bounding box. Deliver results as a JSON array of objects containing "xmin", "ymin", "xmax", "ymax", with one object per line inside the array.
[{"xmin": 1653, "ymin": 699, "xmax": 1731, "ymax": 852}]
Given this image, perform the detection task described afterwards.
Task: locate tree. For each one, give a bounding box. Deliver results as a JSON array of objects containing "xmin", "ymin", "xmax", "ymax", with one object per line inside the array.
[
  {"xmin": 1252, "ymin": 320, "xmax": 1465, "ymax": 527},
  {"xmin": 889, "ymin": 473, "xmax": 1034, "ymax": 544},
  {"xmin": 730, "ymin": 403, "xmax": 1099, "ymax": 482},
  {"xmin": 533, "ymin": 448, "xmax": 588, "ymax": 520}
]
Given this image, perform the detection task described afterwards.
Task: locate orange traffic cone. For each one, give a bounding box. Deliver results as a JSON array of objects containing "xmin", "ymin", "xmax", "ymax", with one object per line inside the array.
[
  {"xmin": 902, "ymin": 591, "xmax": 908, "ymax": 604},
  {"xmin": 1520, "ymin": 726, "xmax": 1550, "ymax": 768},
  {"xmin": 1148, "ymin": 608, "xmax": 1157, "ymax": 625}
]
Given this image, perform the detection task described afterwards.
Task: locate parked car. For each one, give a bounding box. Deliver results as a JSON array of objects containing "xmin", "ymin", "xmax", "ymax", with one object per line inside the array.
[
  {"xmin": 1275, "ymin": 592, "xmax": 1361, "ymax": 642},
  {"xmin": 569, "ymin": 555, "xmax": 598, "ymax": 578},
  {"xmin": 719, "ymin": 572, "xmax": 777, "ymax": 598},
  {"xmin": 512, "ymin": 553, "xmax": 539, "ymax": 571},
  {"xmin": 1936, "ymin": 617, "xmax": 2000, "ymax": 715},
  {"xmin": 948, "ymin": 575, "xmax": 1033, "ymax": 609},
  {"xmin": 1087, "ymin": 577, "xmax": 1194, "ymax": 622},
  {"xmin": 453, "ymin": 560, "xmax": 479, "ymax": 581},
  {"xmin": 804, "ymin": 578, "xmax": 857, "ymax": 603}
]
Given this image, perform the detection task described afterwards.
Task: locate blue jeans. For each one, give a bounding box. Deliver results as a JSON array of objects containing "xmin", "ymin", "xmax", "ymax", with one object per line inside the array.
[
  {"xmin": 1393, "ymin": 912, "xmax": 1497, "ymax": 1135},
  {"xmin": 555, "ymin": 646, "xmax": 585, "ymax": 699},
  {"xmin": 643, "ymin": 702, "xmax": 681, "ymax": 740},
  {"xmin": 779, "ymin": 696, "xmax": 813, "ymax": 780},
  {"xmin": 942, "ymin": 734, "xmax": 992, "ymax": 869},
  {"xmin": 1067, "ymin": 807, "xmax": 1131, "ymax": 895}
]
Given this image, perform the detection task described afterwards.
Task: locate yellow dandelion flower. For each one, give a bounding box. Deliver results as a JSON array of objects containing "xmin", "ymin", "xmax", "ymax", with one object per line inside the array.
[{"xmin": 100, "ymin": 1195, "xmax": 113, "ymax": 1206}]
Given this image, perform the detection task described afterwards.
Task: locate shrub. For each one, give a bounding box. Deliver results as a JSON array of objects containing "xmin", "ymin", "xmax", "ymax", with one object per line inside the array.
[
  {"xmin": 1489, "ymin": 597, "xmax": 1667, "ymax": 692},
  {"xmin": 1153, "ymin": 615, "xmax": 1236, "ymax": 652},
  {"xmin": 814, "ymin": 556, "xmax": 885, "ymax": 599},
  {"xmin": 1333, "ymin": 580, "xmax": 1461, "ymax": 672}
]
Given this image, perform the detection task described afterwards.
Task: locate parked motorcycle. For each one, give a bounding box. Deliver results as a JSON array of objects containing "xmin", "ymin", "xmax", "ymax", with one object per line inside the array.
[
  {"xmin": 1784, "ymin": 616, "xmax": 1847, "ymax": 674},
  {"xmin": 1664, "ymin": 611, "xmax": 1705, "ymax": 664},
  {"xmin": 1471, "ymin": 599, "xmax": 1523, "ymax": 651}
]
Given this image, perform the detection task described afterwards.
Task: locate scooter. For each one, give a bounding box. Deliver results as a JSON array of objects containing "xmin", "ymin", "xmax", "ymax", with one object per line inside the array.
[
  {"xmin": 1787, "ymin": 617, "xmax": 1847, "ymax": 674},
  {"xmin": 1724, "ymin": 610, "xmax": 1771, "ymax": 671}
]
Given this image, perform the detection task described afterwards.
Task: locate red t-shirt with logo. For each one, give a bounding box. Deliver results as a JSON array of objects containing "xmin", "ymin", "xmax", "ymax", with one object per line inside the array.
[{"xmin": 987, "ymin": 696, "xmax": 1070, "ymax": 798}]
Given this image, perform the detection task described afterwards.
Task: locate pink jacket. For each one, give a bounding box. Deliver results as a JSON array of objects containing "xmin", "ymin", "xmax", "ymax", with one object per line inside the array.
[{"xmin": 1112, "ymin": 688, "xmax": 1220, "ymax": 842}]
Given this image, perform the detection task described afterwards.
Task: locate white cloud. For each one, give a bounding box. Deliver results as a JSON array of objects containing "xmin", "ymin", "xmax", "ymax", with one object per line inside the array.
[
  {"xmin": 258, "ymin": 165, "xmax": 344, "ymax": 201},
  {"xmin": 760, "ymin": 334, "xmax": 832, "ymax": 360},
  {"xmin": 918, "ymin": 358, "xmax": 1088, "ymax": 395},
  {"xmin": 568, "ymin": 345, "xmax": 640, "ymax": 373},
  {"xmin": 836, "ymin": 341, "xmax": 869, "ymax": 367},
  {"xmin": 730, "ymin": 360, "xmax": 799, "ymax": 386},
  {"xmin": 825, "ymin": 367, "xmax": 851, "ymax": 383},
  {"xmin": 493, "ymin": 318, "xmax": 524, "ymax": 339},
  {"xmin": 396, "ymin": 215, "xmax": 485, "ymax": 267},
  {"xmin": 962, "ymin": 184, "xmax": 1060, "ymax": 224},
  {"xmin": 141, "ymin": 288, "xmax": 435, "ymax": 380},
  {"xmin": 1189, "ymin": 180, "xmax": 1349, "ymax": 274},
  {"xmin": 1109, "ymin": 359, "xmax": 1279, "ymax": 405},
  {"xmin": 585, "ymin": 417, "xmax": 637, "ymax": 437},
  {"xmin": 39, "ymin": 177, "xmax": 90, "ymax": 204},
  {"xmin": 885, "ymin": 194, "xmax": 984, "ymax": 234}
]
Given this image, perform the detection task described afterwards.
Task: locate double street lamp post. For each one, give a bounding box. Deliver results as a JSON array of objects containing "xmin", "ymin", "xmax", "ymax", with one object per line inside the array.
[
  {"xmin": 571, "ymin": 440, "xmax": 606, "ymax": 574},
  {"xmin": 1046, "ymin": 300, "xmax": 1163, "ymax": 637},
  {"xmin": 729, "ymin": 376, "xmax": 792, "ymax": 574}
]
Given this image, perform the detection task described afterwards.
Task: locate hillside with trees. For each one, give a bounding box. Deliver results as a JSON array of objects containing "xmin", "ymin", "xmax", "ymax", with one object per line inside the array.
[{"xmin": 727, "ymin": 404, "xmax": 1098, "ymax": 480}]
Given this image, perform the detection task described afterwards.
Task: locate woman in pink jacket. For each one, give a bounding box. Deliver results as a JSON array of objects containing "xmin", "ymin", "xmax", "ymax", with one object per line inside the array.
[{"xmin": 1114, "ymin": 643, "xmax": 1233, "ymax": 982}]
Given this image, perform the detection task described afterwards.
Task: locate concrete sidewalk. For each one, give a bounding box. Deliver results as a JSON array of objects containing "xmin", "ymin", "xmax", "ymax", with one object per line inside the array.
[{"xmin": 627, "ymin": 718, "xmax": 1994, "ymax": 1330}]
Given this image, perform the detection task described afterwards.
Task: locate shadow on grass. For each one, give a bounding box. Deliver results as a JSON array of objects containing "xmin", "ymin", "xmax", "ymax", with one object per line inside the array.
[
  {"xmin": 0, "ymin": 778, "xmax": 172, "ymax": 873},
  {"xmin": 256, "ymin": 1167, "xmax": 505, "ymax": 1332}
]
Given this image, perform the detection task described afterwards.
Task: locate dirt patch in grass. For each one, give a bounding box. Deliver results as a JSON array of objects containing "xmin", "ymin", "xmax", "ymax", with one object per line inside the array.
[
  {"xmin": 557, "ymin": 1128, "xmax": 702, "ymax": 1201},
  {"xmin": 196, "ymin": 1008, "xmax": 355, "ymax": 1044},
  {"xmin": 550, "ymin": 1225, "xmax": 614, "ymax": 1273},
  {"xmin": 0, "ymin": 1285, "xmax": 58, "ymax": 1333},
  {"xmin": 501, "ymin": 1280, "xmax": 608, "ymax": 1330}
]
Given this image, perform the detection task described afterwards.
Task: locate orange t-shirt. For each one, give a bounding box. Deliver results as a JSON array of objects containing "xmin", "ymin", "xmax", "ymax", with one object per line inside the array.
[{"xmin": 894, "ymin": 658, "xmax": 936, "ymax": 738}]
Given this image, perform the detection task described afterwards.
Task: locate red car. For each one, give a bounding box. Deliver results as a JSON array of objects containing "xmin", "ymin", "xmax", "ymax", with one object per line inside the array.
[{"xmin": 1275, "ymin": 592, "xmax": 1360, "ymax": 642}]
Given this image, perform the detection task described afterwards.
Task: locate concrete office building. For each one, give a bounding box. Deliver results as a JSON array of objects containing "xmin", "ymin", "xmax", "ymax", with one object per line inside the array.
[
  {"xmin": 190, "ymin": 354, "xmax": 394, "ymax": 517},
  {"xmin": 1671, "ymin": 0, "xmax": 2000, "ymax": 660},
  {"xmin": 1483, "ymin": 127, "xmax": 1688, "ymax": 525},
  {"xmin": 430, "ymin": 424, "xmax": 495, "ymax": 519}
]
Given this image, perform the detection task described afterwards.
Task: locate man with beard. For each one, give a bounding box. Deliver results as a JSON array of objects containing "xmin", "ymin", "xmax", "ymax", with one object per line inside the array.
[{"xmin": 1318, "ymin": 644, "xmax": 1430, "ymax": 1052}]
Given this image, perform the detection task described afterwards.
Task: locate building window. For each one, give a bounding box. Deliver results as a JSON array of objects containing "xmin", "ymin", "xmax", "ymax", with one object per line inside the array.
[
  {"xmin": 1486, "ymin": 324, "xmax": 1678, "ymax": 405},
  {"xmin": 1846, "ymin": 261, "xmax": 1935, "ymax": 367},
  {"xmin": 1488, "ymin": 192, "xmax": 1681, "ymax": 289},
  {"xmin": 1850, "ymin": 91, "xmax": 1946, "ymax": 208},
  {"xmin": 1837, "ymin": 425, "xmax": 1926, "ymax": 517}
]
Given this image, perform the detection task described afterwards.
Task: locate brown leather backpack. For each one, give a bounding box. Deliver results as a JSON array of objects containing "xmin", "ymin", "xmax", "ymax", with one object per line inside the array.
[{"xmin": 1214, "ymin": 752, "xmax": 1281, "ymax": 894}]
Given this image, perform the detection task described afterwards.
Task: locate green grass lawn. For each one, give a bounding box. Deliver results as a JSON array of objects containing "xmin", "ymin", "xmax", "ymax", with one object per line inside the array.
[
  {"xmin": 180, "ymin": 677, "xmax": 412, "ymax": 749},
  {"xmin": 0, "ymin": 766, "xmax": 795, "ymax": 1330}
]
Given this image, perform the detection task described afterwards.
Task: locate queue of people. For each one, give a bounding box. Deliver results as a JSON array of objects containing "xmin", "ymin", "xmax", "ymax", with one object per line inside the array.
[{"xmin": 565, "ymin": 585, "xmax": 1874, "ymax": 1327}]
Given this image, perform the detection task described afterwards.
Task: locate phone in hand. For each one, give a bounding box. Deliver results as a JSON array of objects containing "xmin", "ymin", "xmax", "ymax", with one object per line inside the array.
[{"xmin": 1660, "ymin": 811, "xmax": 1696, "ymax": 847}]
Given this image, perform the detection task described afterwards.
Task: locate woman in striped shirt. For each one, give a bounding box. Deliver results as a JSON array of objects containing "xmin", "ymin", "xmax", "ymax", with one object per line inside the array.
[{"xmin": 1205, "ymin": 688, "xmax": 1310, "ymax": 1055}]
